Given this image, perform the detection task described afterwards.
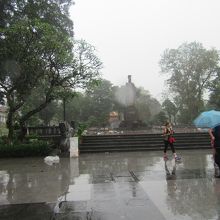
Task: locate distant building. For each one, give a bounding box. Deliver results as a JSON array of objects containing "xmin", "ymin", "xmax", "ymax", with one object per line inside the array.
[{"xmin": 0, "ymin": 106, "xmax": 7, "ymax": 124}]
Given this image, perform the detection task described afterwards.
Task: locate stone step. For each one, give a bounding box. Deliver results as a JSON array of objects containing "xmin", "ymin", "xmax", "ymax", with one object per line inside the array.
[
  {"xmin": 81, "ymin": 141, "xmax": 210, "ymax": 147},
  {"xmin": 79, "ymin": 132, "xmax": 211, "ymax": 153},
  {"xmin": 82, "ymin": 132, "xmax": 209, "ymax": 139},
  {"xmin": 79, "ymin": 145, "xmax": 210, "ymax": 153},
  {"xmin": 82, "ymin": 137, "xmax": 208, "ymax": 142},
  {"xmin": 80, "ymin": 142, "xmax": 209, "ymax": 148},
  {"xmin": 81, "ymin": 137, "xmax": 209, "ymax": 143}
]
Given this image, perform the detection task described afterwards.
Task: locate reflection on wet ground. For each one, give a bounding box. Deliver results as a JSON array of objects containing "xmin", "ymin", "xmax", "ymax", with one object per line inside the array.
[{"xmin": 0, "ymin": 150, "xmax": 220, "ymax": 219}]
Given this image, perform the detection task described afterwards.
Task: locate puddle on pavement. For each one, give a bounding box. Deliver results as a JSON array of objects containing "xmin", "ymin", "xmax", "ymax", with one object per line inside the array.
[{"xmin": 0, "ymin": 150, "xmax": 220, "ymax": 219}]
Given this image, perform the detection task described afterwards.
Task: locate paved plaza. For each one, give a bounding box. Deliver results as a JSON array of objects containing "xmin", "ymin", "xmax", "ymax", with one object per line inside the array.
[{"xmin": 0, "ymin": 149, "xmax": 220, "ymax": 219}]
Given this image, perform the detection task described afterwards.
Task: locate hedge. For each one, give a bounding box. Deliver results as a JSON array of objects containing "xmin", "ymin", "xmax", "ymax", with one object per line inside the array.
[{"xmin": 0, "ymin": 141, "xmax": 53, "ymax": 157}]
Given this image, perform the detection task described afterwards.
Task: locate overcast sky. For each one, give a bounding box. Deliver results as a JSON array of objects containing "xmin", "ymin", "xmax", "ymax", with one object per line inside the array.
[{"xmin": 70, "ymin": 0, "xmax": 220, "ymax": 101}]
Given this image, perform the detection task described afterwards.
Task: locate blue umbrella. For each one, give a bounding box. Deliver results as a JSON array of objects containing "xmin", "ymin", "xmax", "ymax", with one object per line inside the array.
[{"xmin": 193, "ymin": 110, "xmax": 220, "ymax": 128}]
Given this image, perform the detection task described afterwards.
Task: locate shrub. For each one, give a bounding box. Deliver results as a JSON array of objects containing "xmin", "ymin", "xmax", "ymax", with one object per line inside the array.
[
  {"xmin": 76, "ymin": 123, "xmax": 87, "ymax": 138},
  {"xmin": 0, "ymin": 135, "xmax": 8, "ymax": 145},
  {"xmin": 0, "ymin": 141, "xmax": 53, "ymax": 158},
  {"xmin": 0, "ymin": 124, "xmax": 8, "ymax": 136}
]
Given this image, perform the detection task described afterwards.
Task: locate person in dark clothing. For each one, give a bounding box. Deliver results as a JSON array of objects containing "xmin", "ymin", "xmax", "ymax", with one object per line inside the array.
[{"xmin": 209, "ymin": 125, "xmax": 220, "ymax": 177}]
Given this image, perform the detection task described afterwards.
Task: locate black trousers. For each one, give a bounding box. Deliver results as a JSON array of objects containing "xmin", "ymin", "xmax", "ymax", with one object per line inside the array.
[
  {"xmin": 214, "ymin": 148, "xmax": 220, "ymax": 168},
  {"xmin": 164, "ymin": 140, "xmax": 176, "ymax": 153}
]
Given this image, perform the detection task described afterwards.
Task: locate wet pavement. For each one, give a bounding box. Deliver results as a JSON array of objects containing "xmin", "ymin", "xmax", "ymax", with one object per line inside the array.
[{"xmin": 0, "ymin": 149, "xmax": 220, "ymax": 219}]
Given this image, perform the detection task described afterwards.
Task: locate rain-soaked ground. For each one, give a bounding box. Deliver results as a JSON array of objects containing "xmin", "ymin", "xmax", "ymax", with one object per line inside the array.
[{"xmin": 0, "ymin": 149, "xmax": 220, "ymax": 220}]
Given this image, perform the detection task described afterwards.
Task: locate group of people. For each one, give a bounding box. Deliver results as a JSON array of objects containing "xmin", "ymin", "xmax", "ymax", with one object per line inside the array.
[{"xmin": 162, "ymin": 121, "xmax": 220, "ymax": 177}]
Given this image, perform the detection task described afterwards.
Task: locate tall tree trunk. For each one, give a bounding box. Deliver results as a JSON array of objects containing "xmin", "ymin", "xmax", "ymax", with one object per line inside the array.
[
  {"xmin": 63, "ymin": 97, "xmax": 66, "ymax": 121},
  {"xmin": 18, "ymin": 98, "xmax": 53, "ymax": 141},
  {"xmin": 6, "ymin": 92, "xmax": 24, "ymax": 143},
  {"xmin": 6, "ymin": 110, "xmax": 14, "ymax": 144},
  {"xmin": 18, "ymin": 120, "xmax": 27, "ymax": 142}
]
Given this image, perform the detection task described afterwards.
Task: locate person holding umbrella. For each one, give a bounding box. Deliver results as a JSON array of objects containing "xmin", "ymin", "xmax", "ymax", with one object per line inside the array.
[
  {"xmin": 194, "ymin": 110, "xmax": 220, "ymax": 177},
  {"xmin": 209, "ymin": 125, "xmax": 220, "ymax": 177}
]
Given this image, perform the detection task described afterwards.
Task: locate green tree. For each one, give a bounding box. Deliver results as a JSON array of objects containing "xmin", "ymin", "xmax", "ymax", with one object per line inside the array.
[
  {"xmin": 0, "ymin": 0, "xmax": 74, "ymax": 141},
  {"xmin": 73, "ymin": 39, "xmax": 102, "ymax": 88},
  {"xmin": 0, "ymin": 19, "xmax": 73, "ymax": 140},
  {"xmin": 162, "ymin": 99, "xmax": 177, "ymax": 124},
  {"xmin": 135, "ymin": 88, "xmax": 152, "ymax": 124},
  {"xmin": 160, "ymin": 42, "xmax": 219, "ymax": 124},
  {"xmin": 0, "ymin": 1, "xmax": 101, "ymax": 142},
  {"xmin": 57, "ymin": 79, "xmax": 115, "ymax": 127},
  {"xmin": 0, "ymin": 0, "xmax": 74, "ymax": 34},
  {"xmin": 148, "ymin": 98, "xmax": 161, "ymax": 119},
  {"xmin": 19, "ymin": 38, "xmax": 102, "ymax": 127},
  {"xmin": 86, "ymin": 79, "xmax": 114, "ymax": 126},
  {"xmin": 208, "ymin": 69, "xmax": 220, "ymax": 110},
  {"xmin": 152, "ymin": 111, "xmax": 168, "ymax": 125},
  {"xmin": 57, "ymin": 92, "xmax": 86, "ymax": 123},
  {"xmin": 38, "ymin": 102, "xmax": 59, "ymax": 125}
]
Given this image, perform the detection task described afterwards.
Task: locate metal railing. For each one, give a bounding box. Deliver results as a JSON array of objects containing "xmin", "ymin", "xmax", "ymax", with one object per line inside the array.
[{"xmin": 27, "ymin": 126, "xmax": 61, "ymax": 136}]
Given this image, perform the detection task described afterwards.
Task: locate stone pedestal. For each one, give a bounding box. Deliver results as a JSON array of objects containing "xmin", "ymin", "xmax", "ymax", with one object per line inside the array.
[{"xmin": 70, "ymin": 137, "xmax": 79, "ymax": 158}]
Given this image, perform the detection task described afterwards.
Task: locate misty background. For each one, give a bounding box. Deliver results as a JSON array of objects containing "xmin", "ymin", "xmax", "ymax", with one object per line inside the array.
[
  {"xmin": 1, "ymin": 0, "xmax": 220, "ymax": 137},
  {"xmin": 70, "ymin": 0, "xmax": 220, "ymax": 100}
]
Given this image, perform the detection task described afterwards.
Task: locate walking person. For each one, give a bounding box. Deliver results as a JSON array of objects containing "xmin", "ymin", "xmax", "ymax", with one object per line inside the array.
[
  {"xmin": 163, "ymin": 122, "xmax": 180, "ymax": 161},
  {"xmin": 209, "ymin": 125, "xmax": 220, "ymax": 177}
]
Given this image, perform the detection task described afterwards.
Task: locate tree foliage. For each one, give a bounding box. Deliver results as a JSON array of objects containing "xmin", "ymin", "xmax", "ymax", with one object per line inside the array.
[
  {"xmin": 73, "ymin": 39, "xmax": 102, "ymax": 88},
  {"xmin": 0, "ymin": 0, "xmax": 74, "ymax": 35},
  {"xmin": 59, "ymin": 79, "xmax": 114, "ymax": 127},
  {"xmin": 208, "ymin": 69, "xmax": 220, "ymax": 110},
  {"xmin": 56, "ymin": 83, "xmax": 162, "ymax": 128},
  {"xmin": 162, "ymin": 99, "xmax": 177, "ymax": 124},
  {"xmin": 0, "ymin": 0, "xmax": 102, "ymax": 141},
  {"xmin": 152, "ymin": 111, "xmax": 168, "ymax": 125},
  {"xmin": 160, "ymin": 42, "xmax": 219, "ymax": 124},
  {"xmin": 135, "ymin": 87, "xmax": 161, "ymax": 124},
  {"xmin": 0, "ymin": 19, "xmax": 73, "ymax": 139},
  {"xmin": 19, "ymin": 39, "xmax": 103, "ymax": 127}
]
